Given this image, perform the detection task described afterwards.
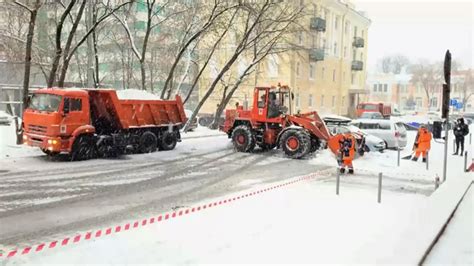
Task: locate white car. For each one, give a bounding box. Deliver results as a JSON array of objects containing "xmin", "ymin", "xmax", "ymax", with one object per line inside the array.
[
  {"xmin": 350, "ymin": 119, "xmax": 408, "ymax": 149},
  {"xmin": 327, "ymin": 124, "xmax": 386, "ymax": 152}
]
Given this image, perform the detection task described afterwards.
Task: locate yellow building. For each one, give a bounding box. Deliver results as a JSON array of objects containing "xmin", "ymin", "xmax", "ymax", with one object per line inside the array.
[{"xmin": 198, "ymin": 0, "xmax": 370, "ymax": 117}]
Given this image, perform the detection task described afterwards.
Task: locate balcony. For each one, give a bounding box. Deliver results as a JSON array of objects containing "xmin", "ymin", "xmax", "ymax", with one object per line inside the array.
[
  {"xmin": 310, "ymin": 17, "xmax": 326, "ymax": 32},
  {"xmin": 353, "ymin": 37, "xmax": 364, "ymax": 48},
  {"xmin": 309, "ymin": 49, "xmax": 325, "ymax": 62},
  {"xmin": 351, "ymin": 60, "xmax": 363, "ymax": 71}
]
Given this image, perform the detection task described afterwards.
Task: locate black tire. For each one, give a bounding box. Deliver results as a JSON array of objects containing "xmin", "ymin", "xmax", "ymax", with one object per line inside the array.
[
  {"xmin": 96, "ymin": 136, "xmax": 121, "ymax": 158},
  {"xmin": 71, "ymin": 135, "xmax": 96, "ymax": 161},
  {"xmin": 231, "ymin": 125, "xmax": 255, "ymax": 152},
  {"xmin": 280, "ymin": 129, "xmax": 311, "ymax": 159},
  {"xmin": 159, "ymin": 131, "xmax": 177, "ymax": 151},
  {"xmin": 139, "ymin": 131, "xmax": 158, "ymax": 153},
  {"xmin": 310, "ymin": 137, "xmax": 320, "ymax": 153}
]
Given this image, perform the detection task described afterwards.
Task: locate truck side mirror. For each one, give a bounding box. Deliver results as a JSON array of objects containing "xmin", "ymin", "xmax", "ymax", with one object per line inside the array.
[{"xmin": 63, "ymin": 98, "xmax": 70, "ymax": 116}]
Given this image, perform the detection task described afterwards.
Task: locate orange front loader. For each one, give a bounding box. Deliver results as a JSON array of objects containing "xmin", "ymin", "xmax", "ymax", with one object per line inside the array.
[
  {"xmin": 22, "ymin": 88, "xmax": 186, "ymax": 160},
  {"xmin": 221, "ymin": 85, "xmax": 339, "ymax": 159}
]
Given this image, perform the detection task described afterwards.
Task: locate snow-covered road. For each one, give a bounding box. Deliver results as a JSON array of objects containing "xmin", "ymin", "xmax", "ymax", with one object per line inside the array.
[{"xmin": 0, "ymin": 124, "xmax": 471, "ymax": 264}]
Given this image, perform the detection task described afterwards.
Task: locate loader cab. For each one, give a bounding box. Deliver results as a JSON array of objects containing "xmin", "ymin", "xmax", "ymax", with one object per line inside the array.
[{"xmin": 253, "ymin": 85, "xmax": 292, "ymax": 122}]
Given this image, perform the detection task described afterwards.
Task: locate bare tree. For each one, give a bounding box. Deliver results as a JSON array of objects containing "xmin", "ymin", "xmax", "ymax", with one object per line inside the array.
[
  {"xmin": 183, "ymin": 0, "xmax": 303, "ymax": 131},
  {"xmin": 378, "ymin": 54, "xmax": 410, "ymax": 74},
  {"xmin": 458, "ymin": 70, "xmax": 474, "ymax": 112},
  {"xmin": 410, "ymin": 60, "xmax": 442, "ymax": 109},
  {"xmin": 14, "ymin": 0, "xmax": 43, "ymax": 110},
  {"xmin": 161, "ymin": 0, "xmax": 240, "ymax": 99}
]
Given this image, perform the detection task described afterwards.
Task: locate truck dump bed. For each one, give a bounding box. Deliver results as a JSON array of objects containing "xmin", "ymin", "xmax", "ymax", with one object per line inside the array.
[{"xmin": 89, "ymin": 90, "xmax": 187, "ymax": 129}]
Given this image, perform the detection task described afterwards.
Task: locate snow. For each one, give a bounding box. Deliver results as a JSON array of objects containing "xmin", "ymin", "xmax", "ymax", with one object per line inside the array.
[
  {"xmin": 115, "ymin": 89, "xmax": 161, "ymax": 100},
  {"xmin": 0, "ymin": 123, "xmax": 41, "ymax": 159},
  {"xmin": 425, "ymin": 186, "xmax": 473, "ymax": 265},
  {"xmin": 1, "ymin": 117, "xmax": 472, "ymax": 264}
]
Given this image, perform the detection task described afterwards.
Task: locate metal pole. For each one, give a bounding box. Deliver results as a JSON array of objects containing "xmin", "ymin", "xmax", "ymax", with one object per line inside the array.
[
  {"xmin": 397, "ymin": 148, "xmax": 400, "ymax": 167},
  {"xmin": 453, "ymin": 138, "xmax": 455, "ymax": 152},
  {"xmin": 464, "ymin": 151, "xmax": 468, "ymax": 172},
  {"xmin": 336, "ymin": 168, "xmax": 340, "ymax": 195},
  {"xmin": 435, "ymin": 176, "xmax": 440, "ymax": 190},
  {"xmin": 443, "ymin": 117, "xmax": 449, "ymax": 182},
  {"xmin": 426, "ymin": 151, "xmax": 429, "ymax": 170},
  {"xmin": 377, "ymin": 172, "xmax": 382, "ymax": 203},
  {"xmin": 470, "ymin": 133, "xmax": 472, "ymax": 145}
]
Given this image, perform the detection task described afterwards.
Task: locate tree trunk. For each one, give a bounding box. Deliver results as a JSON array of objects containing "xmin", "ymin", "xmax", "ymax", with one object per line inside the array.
[
  {"xmin": 21, "ymin": 2, "xmax": 39, "ymax": 111},
  {"xmin": 47, "ymin": 0, "xmax": 76, "ymax": 87}
]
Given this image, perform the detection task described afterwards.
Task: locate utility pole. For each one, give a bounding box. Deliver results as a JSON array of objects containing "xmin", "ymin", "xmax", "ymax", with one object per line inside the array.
[{"xmin": 441, "ymin": 50, "xmax": 451, "ymax": 182}]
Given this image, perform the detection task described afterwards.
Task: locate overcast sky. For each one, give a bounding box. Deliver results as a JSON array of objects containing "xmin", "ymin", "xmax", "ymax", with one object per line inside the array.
[{"xmin": 353, "ymin": 0, "xmax": 473, "ymax": 71}]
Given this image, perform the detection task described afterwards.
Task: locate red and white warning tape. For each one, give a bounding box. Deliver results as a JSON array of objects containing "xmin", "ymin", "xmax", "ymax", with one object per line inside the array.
[{"xmin": 0, "ymin": 169, "xmax": 333, "ymax": 259}]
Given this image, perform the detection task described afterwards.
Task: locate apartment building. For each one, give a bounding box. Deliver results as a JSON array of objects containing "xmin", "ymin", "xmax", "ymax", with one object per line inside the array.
[{"xmin": 198, "ymin": 0, "xmax": 371, "ymax": 117}]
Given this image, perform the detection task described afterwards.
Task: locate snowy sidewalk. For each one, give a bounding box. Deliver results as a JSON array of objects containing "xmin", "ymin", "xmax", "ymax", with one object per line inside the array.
[{"xmin": 6, "ymin": 172, "xmax": 431, "ymax": 265}]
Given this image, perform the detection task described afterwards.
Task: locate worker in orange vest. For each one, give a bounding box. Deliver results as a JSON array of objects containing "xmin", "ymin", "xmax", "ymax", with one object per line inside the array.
[
  {"xmin": 412, "ymin": 125, "xmax": 432, "ymax": 163},
  {"xmin": 338, "ymin": 133, "xmax": 356, "ymax": 174}
]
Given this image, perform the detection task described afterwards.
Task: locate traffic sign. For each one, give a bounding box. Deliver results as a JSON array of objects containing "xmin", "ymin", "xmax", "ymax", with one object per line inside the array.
[{"xmin": 450, "ymin": 99, "xmax": 457, "ymax": 106}]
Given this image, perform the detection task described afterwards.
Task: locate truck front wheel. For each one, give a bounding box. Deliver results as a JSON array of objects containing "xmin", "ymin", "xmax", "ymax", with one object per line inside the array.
[
  {"xmin": 139, "ymin": 131, "xmax": 158, "ymax": 153},
  {"xmin": 71, "ymin": 135, "xmax": 96, "ymax": 161},
  {"xmin": 280, "ymin": 129, "xmax": 311, "ymax": 159},
  {"xmin": 159, "ymin": 131, "xmax": 177, "ymax": 151}
]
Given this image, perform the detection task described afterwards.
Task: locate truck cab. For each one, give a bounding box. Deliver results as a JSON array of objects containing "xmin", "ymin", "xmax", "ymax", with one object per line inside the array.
[{"xmin": 23, "ymin": 88, "xmax": 92, "ymax": 155}]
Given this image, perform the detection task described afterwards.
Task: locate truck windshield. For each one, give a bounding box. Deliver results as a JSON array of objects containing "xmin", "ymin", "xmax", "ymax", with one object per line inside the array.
[{"xmin": 28, "ymin": 93, "xmax": 62, "ymax": 112}]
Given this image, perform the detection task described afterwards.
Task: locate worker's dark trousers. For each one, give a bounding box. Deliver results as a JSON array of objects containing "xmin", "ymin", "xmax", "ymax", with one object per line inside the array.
[{"xmin": 455, "ymin": 137, "xmax": 464, "ymax": 155}]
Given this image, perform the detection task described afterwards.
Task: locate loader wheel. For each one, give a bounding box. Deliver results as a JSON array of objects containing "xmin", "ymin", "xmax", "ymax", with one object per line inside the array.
[
  {"xmin": 231, "ymin": 125, "xmax": 255, "ymax": 152},
  {"xmin": 280, "ymin": 129, "xmax": 311, "ymax": 159},
  {"xmin": 159, "ymin": 131, "xmax": 177, "ymax": 151},
  {"xmin": 71, "ymin": 135, "xmax": 96, "ymax": 161},
  {"xmin": 139, "ymin": 131, "xmax": 158, "ymax": 153}
]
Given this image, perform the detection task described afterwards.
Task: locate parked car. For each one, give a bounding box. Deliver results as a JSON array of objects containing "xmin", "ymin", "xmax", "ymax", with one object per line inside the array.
[
  {"xmin": 360, "ymin": 112, "xmax": 384, "ymax": 119},
  {"xmin": 327, "ymin": 124, "xmax": 386, "ymax": 152},
  {"xmin": 184, "ymin": 109, "xmax": 198, "ymax": 131},
  {"xmin": 350, "ymin": 119, "xmax": 408, "ymax": 149},
  {"xmin": 0, "ymin": 110, "xmax": 12, "ymax": 126}
]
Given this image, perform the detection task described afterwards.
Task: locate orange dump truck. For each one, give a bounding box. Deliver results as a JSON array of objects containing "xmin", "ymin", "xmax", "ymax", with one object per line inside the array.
[{"xmin": 22, "ymin": 88, "xmax": 187, "ymax": 160}]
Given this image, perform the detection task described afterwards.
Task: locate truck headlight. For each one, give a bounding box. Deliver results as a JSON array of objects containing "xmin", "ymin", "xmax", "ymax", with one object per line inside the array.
[
  {"xmin": 48, "ymin": 139, "xmax": 58, "ymax": 145},
  {"xmin": 23, "ymin": 135, "xmax": 27, "ymax": 140}
]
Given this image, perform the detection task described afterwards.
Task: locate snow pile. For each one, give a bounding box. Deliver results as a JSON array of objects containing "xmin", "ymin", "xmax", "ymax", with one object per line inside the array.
[{"xmin": 116, "ymin": 89, "xmax": 161, "ymax": 100}]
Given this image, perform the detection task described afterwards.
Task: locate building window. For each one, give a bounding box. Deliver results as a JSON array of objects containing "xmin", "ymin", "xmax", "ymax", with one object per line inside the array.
[
  {"xmin": 296, "ymin": 62, "xmax": 301, "ymax": 77},
  {"xmin": 321, "ymin": 95, "xmax": 325, "ymax": 107},
  {"xmin": 332, "ymin": 96, "xmax": 336, "ymax": 107},
  {"xmin": 309, "ymin": 63, "xmax": 315, "ymax": 80},
  {"xmin": 383, "ymin": 84, "xmax": 388, "ymax": 92},
  {"xmin": 322, "ymin": 67, "xmax": 325, "ymax": 80},
  {"xmin": 373, "ymin": 84, "xmax": 377, "ymax": 92},
  {"xmin": 332, "ymin": 69, "xmax": 336, "ymax": 82},
  {"xmin": 378, "ymin": 84, "xmax": 383, "ymax": 92},
  {"xmin": 309, "ymin": 94, "xmax": 313, "ymax": 107}
]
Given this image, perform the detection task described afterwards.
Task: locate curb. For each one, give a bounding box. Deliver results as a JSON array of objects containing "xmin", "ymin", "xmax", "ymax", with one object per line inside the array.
[{"xmin": 0, "ymin": 169, "xmax": 332, "ymax": 259}]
